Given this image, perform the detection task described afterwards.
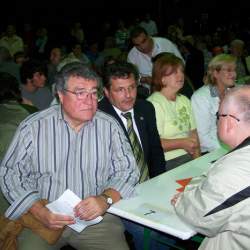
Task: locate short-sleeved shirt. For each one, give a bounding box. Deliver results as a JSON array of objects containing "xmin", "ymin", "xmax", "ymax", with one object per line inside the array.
[{"xmin": 148, "ymin": 92, "xmax": 196, "ymax": 160}]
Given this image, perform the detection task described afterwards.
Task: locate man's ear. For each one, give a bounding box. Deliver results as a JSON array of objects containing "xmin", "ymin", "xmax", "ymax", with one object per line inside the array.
[
  {"xmin": 57, "ymin": 91, "xmax": 63, "ymax": 104},
  {"xmin": 104, "ymin": 87, "xmax": 109, "ymax": 98}
]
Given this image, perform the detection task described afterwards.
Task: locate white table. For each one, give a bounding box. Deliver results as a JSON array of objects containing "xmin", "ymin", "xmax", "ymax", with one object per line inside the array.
[{"xmin": 108, "ymin": 147, "xmax": 229, "ymax": 240}]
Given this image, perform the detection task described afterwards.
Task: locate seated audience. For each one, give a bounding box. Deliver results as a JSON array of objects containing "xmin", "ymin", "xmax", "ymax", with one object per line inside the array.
[
  {"xmin": 0, "ymin": 24, "xmax": 24, "ymax": 57},
  {"xmin": 47, "ymin": 47, "xmax": 65, "ymax": 86},
  {"xmin": 20, "ymin": 60, "xmax": 53, "ymax": 110},
  {"xmin": 179, "ymin": 39, "xmax": 205, "ymax": 90},
  {"xmin": 148, "ymin": 53, "xmax": 200, "ymax": 170},
  {"xmin": 0, "ymin": 46, "xmax": 21, "ymax": 83},
  {"xmin": 229, "ymin": 39, "xmax": 250, "ymax": 84},
  {"xmin": 0, "ymin": 72, "xmax": 37, "ymax": 217},
  {"xmin": 67, "ymin": 41, "xmax": 90, "ymax": 66},
  {"xmin": 139, "ymin": 13, "xmax": 158, "ymax": 36},
  {"xmin": 173, "ymin": 85, "xmax": 250, "ymax": 250},
  {"xmin": 13, "ymin": 51, "xmax": 29, "ymax": 66},
  {"xmin": 0, "ymin": 72, "xmax": 37, "ymax": 160},
  {"xmin": 191, "ymin": 54, "xmax": 236, "ymax": 153},
  {"xmin": 95, "ymin": 36, "xmax": 122, "ymax": 74}
]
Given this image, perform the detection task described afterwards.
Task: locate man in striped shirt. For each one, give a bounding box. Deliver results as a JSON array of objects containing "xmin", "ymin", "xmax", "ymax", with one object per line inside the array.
[{"xmin": 0, "ymin": 62, "xmax": 139, "ymax": 250}]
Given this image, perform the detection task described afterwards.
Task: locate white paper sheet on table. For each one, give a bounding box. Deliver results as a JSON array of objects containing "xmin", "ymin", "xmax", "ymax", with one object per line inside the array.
[{"xmin": 46, "ymin": 189, "xmax": 103, "ymax": 233}]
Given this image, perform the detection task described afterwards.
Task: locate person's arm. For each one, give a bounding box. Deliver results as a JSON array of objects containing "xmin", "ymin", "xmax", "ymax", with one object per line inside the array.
[
  {"xmin": 29, "ymin": 200, "xmax": 75, "ymax": 229},
  {"xmin": 191, "ymin": 91, "xmax": 221, "ymax": 152},
  {"xmin": 103, "ymin": 123, "xmax": 139, "ymax": 197},
  {"xmin": 173, "ymin": 153, "xmax": 250, "ymax": 237},
  {"xmin": 0, "ymin": 122, "xmax": 42, "ymax": 220},
  {"xmin": 144, "ymin": 101, "xmax": 165, "ymax": 177},
  {"xmin": 74, "ymin": 188, "xmax": 121, "ymax": 221},
  {"xmin": 160, "ymin": 136, "xmax": 198, "ymax": 156},
  {"xmin": 189, "ymin": 129, "xmax": 201, "ymax": 158}
]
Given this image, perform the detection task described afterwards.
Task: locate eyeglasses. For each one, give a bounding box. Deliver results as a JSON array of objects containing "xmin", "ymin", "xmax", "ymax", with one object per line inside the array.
[
  {"xmin": 63, "ymin": 88, "xmax": 98, "ymax": 100},
  {"xmin": 216, "ymin": 112, "xmax": 240, "ymax": 122},
  {"xmin": 220, "ymin": 67, "xmax": 236, "ymax": 73}
]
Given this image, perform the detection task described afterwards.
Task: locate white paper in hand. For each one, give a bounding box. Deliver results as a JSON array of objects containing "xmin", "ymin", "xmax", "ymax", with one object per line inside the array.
[{"xmin": 46, "ymin": 189, "xmax": 103, "ymax": 233}]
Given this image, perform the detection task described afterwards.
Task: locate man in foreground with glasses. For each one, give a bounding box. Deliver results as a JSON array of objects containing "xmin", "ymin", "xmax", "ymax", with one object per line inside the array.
[
  {"xmin": 172, "ymin": 85, "xmax": 250, "ymax": 249},
  {"xmin": 0, "ymin": 62, "xmax": 139, "ymax": 250}
]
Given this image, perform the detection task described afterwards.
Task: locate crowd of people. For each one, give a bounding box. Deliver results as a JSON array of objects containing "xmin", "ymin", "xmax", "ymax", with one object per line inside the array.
[{"xmin": 1, "ymin": 12, "xmax": 250, "ymax": 250}]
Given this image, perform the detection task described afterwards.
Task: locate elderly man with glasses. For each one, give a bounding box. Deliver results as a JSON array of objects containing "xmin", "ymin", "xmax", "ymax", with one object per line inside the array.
[
  {"xmin": 172, "ymin": 85, "xmax": 250, "ymax": 250},
  {"xmin": 0, "ymin": 62, "xmax": 139, "ymax": 250}
]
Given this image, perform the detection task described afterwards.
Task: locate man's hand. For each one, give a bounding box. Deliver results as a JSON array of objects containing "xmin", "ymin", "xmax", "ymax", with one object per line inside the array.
[
  {"xmin": 30, "ymin": 201, "xmax": 75, "ymax": 230},
  {"xmin": 183, "ymin": 137, "xmax": 199, "ymax": 155},
  {"xmin": 171, "ymin": 193, "xmax": 182, "ymax": 206},
  {"xmin": 74, "ymin": 196, "xmax": 108, "ymax": 221}
]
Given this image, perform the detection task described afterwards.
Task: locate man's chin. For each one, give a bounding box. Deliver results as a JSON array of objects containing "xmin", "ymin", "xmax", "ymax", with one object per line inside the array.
[
  {"xmin": 121, "ymin": 104, "xmax": 134, "ymax": 112},
  {"xmin": 79, "ymin": 109, "xmax": 95, "ymax": 116}
]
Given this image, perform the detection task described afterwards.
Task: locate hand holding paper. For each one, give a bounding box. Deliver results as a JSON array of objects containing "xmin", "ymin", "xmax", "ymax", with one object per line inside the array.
[
  {"xmin": 74, "ymin": 196, "xmax": 108, "ymax": 221},
  {"xmin": 46, "ymin": 189, "xmax": 103, "ymax": 233}
]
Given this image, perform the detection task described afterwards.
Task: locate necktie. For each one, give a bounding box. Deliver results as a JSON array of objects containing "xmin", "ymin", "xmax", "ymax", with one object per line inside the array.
[{"xmin": 122, "ymin": 112, "xmax": 149, "ymax": 183}]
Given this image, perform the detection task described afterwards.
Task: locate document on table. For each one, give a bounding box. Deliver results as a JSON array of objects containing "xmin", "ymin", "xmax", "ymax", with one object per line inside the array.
[{"xmin": 46, "ymin": 189, "xmax": 103, "ymax": 233}]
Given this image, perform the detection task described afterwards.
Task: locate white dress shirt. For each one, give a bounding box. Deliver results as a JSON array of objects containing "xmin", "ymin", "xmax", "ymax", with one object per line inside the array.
[
  {"xmin": 113, "ymin": 106, "xmax": 142, "ymax": 146},
  {"xmin": 127, "ymin": 37, "xmax": 185, "ymax": 77}
]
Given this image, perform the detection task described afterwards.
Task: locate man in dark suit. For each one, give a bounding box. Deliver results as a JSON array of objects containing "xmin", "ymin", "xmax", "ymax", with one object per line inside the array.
[
  {"xmin": 99, "ymin": 61, "xmax": 165, "ymax": 179},
  {"xmin": 98, "ymin": 61, "xmax": 170, "ymax": 250}
]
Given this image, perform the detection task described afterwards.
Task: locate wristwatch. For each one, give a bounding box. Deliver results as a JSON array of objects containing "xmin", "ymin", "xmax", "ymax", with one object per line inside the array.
[{"xmin": 101, "ymin": 193, "xmax": 113, "ymax": 208}]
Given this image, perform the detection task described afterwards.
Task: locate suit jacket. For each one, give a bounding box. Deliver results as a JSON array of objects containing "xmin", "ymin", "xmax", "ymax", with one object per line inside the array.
[{"xmin": 98, "ymin": 97, "xmax": 165, "ymax": 178}]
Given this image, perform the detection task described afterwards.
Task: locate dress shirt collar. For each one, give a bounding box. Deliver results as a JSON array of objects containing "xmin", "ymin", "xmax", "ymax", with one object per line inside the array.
[{"xmin": 112, "ymin": 105, "xmax": 134, "ymax": 120}]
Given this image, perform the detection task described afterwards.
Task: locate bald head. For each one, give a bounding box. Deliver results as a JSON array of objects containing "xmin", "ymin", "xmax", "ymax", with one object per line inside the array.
[
  {"xmin": 218, "ymin": 85, "xmax": 250, "ymax": 148},
  {"xmin": 222, "ymin": 86, "xmax": 250, "ymax": 123}
]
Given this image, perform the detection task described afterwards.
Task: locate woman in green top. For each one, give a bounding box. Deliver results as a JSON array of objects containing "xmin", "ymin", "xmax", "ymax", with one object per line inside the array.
[{"xmin": 147, "ymin": 53, "xmax": 200, "ymax": 170}]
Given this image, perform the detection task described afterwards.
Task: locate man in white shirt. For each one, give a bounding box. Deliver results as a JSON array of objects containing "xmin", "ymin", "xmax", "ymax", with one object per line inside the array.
[{"xmin": 127, "ymin": 26, "xmax": 184, "ymax": 87}]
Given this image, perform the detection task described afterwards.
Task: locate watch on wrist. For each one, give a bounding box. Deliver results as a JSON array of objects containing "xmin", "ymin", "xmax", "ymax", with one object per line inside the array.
[{"xmin": 101, "ymin": 193, "xmax": 113, "ymax": 207}]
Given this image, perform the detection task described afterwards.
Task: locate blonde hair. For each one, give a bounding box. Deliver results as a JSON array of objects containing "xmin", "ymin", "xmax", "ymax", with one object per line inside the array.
[{"xmin": 206, "ymin": 54, "xmax": 236, "ymax": 85}]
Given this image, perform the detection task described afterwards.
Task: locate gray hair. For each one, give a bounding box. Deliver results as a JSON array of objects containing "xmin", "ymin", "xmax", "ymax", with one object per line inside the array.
[
  {"xmin": 223, "ymin": 85, "xmax": 250, "ymax": 124},
  {"xmin": 55, "ymin": 62, "xmax": 102, "ymax": 92}
]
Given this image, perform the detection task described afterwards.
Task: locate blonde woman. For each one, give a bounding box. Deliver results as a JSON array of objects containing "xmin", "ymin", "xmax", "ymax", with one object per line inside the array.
[
  {"xmin": 148, "ymin": 53, "xmax": 200, "ymax": 170},
  {"xmin": 191, "ymin": 54, "xmax": 237, "ymax": 153}
]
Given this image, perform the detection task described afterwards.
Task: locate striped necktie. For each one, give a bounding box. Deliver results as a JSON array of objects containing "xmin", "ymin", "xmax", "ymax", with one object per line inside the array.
[{"xmin": 122, "ymin": 112, "xmax": 149, "ymax": 183}]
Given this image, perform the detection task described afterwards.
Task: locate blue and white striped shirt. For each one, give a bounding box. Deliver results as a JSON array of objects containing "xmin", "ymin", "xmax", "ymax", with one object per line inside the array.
[{"xmin": 0, "ymin": 105, "xmax": 139, "ymax": 219}]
